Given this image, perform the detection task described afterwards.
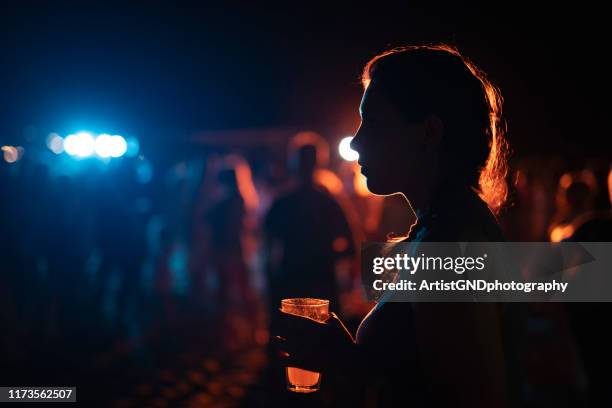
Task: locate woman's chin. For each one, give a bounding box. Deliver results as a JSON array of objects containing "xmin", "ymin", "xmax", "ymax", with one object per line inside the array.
[{"xmin": 365, "ymin": 178, "xmax": 395, "ymax": 196}]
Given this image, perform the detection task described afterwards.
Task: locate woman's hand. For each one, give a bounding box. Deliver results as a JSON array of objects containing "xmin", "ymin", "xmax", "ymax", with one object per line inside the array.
[{"xmin": 274, "ymin": 311, "xmax": 355, "ymax": 373}]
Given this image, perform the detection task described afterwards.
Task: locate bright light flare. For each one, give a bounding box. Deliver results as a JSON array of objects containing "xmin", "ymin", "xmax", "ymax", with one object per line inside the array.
[
  {"xmin": 109, "ymin": 135, "xmax": 127, "ymax": 158},
  {"xmin": 88, "ymin": 133, "xmax": 127, "ymax": 159},
  {"xmin": 94, "ymin": 134, "xmax": 127, "ymax": 158},
  {"xmin": 64, "ymin": 132, "xmax": 95, "ymax": 157},
  {"xmin": 94, "ymin": 134, "xmax": 114, "ymax": 158},
  {"xmin": 338, "ymin": 136, "xmax": 359, "ymax": 161},
  {"xmin": 46, "ymin": 133, "xmax": 64, "ymax": 154},
  {"xmin": 56, "ymin": 131, "xmax": 133, "ymax": 159}
]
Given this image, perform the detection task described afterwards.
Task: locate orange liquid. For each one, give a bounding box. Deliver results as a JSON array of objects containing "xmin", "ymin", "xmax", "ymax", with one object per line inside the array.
[
  {"xmin": 286, "ymin": 367, "xmax": 320, "ymax": 392},
  {"xmin": 280, "ymin": 299, "xmax": 329, "ymax": 393}
]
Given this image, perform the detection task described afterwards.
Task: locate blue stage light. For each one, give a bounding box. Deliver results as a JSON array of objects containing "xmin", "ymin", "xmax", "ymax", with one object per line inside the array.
[
  {"xmin": 64, "ymin": 132, "xmax": 95, "ymax": 157},
  {"xmin": 94, "ymin": 134, "xmax": 114, "ymax": 158},
  {"xmin": 46, "ymin": 133, "xmax": 64, "ymax": 154},
  {"xmin": 125, "ymin": 137, "xmax": 140, "ymax": 157},
  {"xmin": 109, "ymin": 135, "xmax": 127, "ymax": 158}
]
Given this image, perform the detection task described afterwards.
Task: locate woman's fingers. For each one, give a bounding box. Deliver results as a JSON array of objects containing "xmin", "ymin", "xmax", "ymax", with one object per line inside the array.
[
  {"xmin": 272, "ymin": 310, "xmax": 354, "ymax": 373},
  {"xmin": 272, "ymin": 334, "xmax": 298, "ymax": 356},
  {"xmin": 272, "ymin": 333, "xmax": 323, "ymax": 371},
  {"xmin": 275, "ymin": 309, "xmax": 328, "ymax": 339},
  {"xmin": 271, "ymin": 335, "xmax": 288, "ymax": 355},
  {"xmin": 273, "ymin": 311, "xmax": 330, "ymax": 369}
]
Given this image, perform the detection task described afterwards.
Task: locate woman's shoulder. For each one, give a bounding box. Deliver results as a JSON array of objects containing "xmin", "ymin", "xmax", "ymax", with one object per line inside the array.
[{"xmin": 431, "ymin": 215, "xmax": 503, "ymax": 241}]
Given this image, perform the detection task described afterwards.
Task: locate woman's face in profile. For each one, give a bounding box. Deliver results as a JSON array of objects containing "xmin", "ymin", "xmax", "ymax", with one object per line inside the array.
[{"xmin": 351, "ymin": 84, "xmax": 437, "ymax": 196}]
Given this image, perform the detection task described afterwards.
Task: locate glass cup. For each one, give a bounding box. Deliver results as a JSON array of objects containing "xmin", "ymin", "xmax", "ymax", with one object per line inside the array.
[{"xmin": 280, "ymin": 298, "xmax": 330, "ymax": 393}]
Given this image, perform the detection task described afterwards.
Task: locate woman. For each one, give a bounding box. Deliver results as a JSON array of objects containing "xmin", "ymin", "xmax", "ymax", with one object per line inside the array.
[{"xmin": 277, "ymin": 45, "xmax": 520, "ymax": 407}]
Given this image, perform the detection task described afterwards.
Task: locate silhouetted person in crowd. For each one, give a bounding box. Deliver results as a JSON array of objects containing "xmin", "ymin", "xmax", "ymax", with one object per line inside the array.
[
  {"xmin": 204, "ymin": 157, "xmax": 256, "ymax": 311},
  {"xmin": 264, "ymin": 143, "xmax": 355, "ymax": 318},
  {"xmin": 45, "ymin": 176, "xmax": 90, "ymax": 337},
  {"xmin": 549, "ymin": 169, "xmax": 599, "ymax": 241},
  {"xmin": 276, "ymin": 45, "xmax": 523, "ymax": 408},
  {"xmin": 94, "ymin": 165, "xmax": 147, "ymax": 334},
  {"xmin": 564, "ymin": 166, "xmax": 612, "ymax": 241}
]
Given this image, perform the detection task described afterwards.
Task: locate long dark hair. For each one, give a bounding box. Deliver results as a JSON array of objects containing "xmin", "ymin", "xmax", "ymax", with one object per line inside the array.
[{"xmin": 362, "ymin": 44, "xmax": 509, "ymax": 214}]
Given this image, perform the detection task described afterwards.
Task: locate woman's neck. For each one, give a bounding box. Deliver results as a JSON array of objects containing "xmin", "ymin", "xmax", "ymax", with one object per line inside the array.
[
  {"xmin": 402, "ymin": 179, "xmax": 438, "ymax": 218},
  {"xmin": 406, "ymin": 181, "xmax": 476, "ymax": 219}
]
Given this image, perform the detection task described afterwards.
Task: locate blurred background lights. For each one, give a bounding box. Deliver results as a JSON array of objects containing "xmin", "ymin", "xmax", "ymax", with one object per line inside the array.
[
  {"xmin": 64, "ymin": 132, "xmax": 95, "ymax": 157},
  {"xmin": 135, "ymin": 158, "xmax": 153, "ymax": 184},
  {"xmin": 125, "ymin": 137, "xmax": 140, "ymax": 157},
  {"xmin": 338, "ymin": 136, "xmax": 359, "ymax": 161},
  {"xmin": 54, "ymin": 132, "xmax": 133, "ymax": 159},
  {"xmin": 109, "ymin": 135, "xmax": 127, "ymax": 158},
  {"xmin": 2, "ymin": 145, "xmax": 20, "ymax": 163},
  {"xmin": 94, "ymin": 134, "xmax": 114, "ymax": 158},
  {"xmin": 46, "ymin": 133, "xmax": 64, "ymax": 154}
]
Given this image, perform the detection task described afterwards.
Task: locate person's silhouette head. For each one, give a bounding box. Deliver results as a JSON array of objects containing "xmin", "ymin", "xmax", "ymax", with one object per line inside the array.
[
  {"xmin": 293, "ymin": 144, "xmax": 317, "ymax": 184},
  {"xmin": 555, "ymin": 170, "xmax": 598, "ymax": 215},
  {"xmin": 351, "ymin": 45, "xmax": 509, "ymax": 214},
  {"xmin": 288, "ymin": 132, "xmax": 329, "ymax": 186}
]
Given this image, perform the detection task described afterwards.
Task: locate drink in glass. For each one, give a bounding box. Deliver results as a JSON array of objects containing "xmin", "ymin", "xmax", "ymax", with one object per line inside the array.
[{"xmin": 280, "ymin": 298, "xmax": 329, "ymax": 393}]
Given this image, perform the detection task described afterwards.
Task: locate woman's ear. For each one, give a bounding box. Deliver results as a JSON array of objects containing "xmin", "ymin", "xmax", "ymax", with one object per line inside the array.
[{"xmin": 423, "ymin": 115, "xmax": 444, "ymax": 148}]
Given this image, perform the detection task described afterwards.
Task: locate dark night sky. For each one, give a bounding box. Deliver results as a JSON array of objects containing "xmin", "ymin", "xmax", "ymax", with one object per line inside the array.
[{"xmin": 1, "ymin": 2, "xmax": 610, "ymax": 158}]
